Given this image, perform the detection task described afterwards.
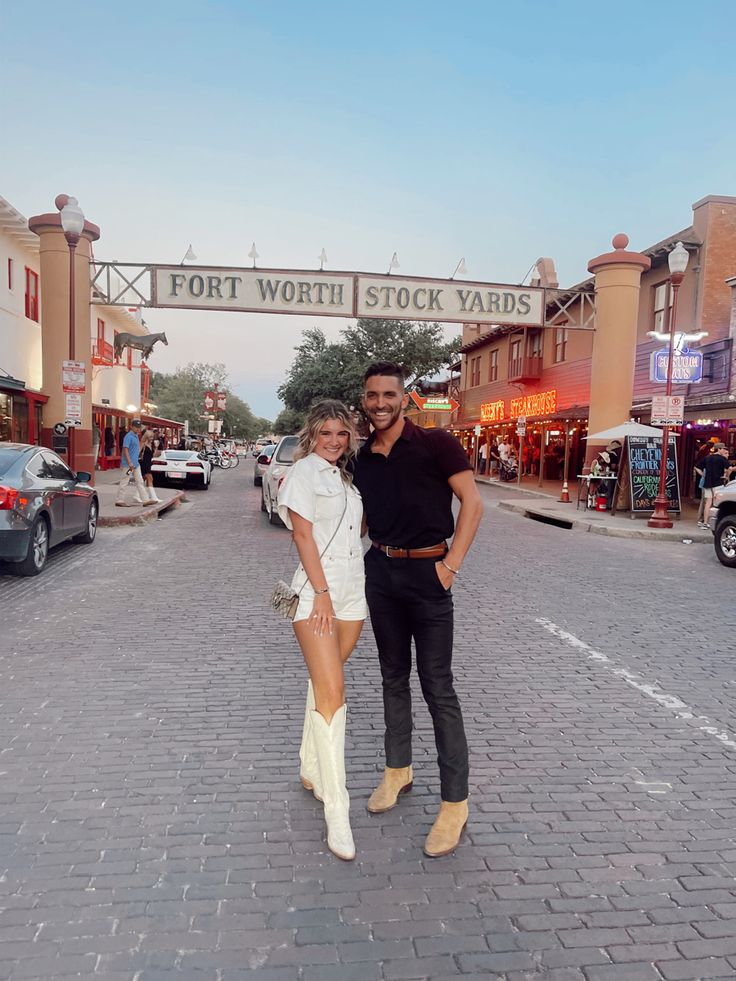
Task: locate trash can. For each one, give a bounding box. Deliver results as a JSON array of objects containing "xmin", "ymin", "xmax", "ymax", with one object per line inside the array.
[{"xmin": 595, "ymin": 494, "xmax": 608, "ymax": 512}]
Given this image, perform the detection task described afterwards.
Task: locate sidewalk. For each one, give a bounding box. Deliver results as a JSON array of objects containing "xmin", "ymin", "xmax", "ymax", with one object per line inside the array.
[
  {"xmin": 93, "ymin": 468, "xmax": 185, "ymax": 527},
  {"xmin": 475, "ymin": 472, "xmax": 711, "ymax": 542}
]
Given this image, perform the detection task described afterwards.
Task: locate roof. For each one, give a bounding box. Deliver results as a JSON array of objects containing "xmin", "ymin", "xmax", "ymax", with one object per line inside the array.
[
  {"xmin": 0, "ymin": 195, "xmax": 39, "ymax": 253},
  {"xmin": 459, "ymin": 221, "xmax": 706, "ymax": 355}
]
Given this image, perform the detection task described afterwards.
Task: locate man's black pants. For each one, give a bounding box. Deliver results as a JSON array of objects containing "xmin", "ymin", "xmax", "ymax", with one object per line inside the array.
[{"xmin": 364, "ymin": 546, "xmax": 469, "ymax": 802}]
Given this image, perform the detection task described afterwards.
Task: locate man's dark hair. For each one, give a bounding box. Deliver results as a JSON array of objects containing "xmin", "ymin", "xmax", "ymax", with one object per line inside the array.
[{"xmin": 362, "ymin": 361, "xmax": 405, "ymax": 387}]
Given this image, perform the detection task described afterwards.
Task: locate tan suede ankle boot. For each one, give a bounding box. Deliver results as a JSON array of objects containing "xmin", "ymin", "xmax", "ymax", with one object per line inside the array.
[
  {"xmin": 424, "ymin": 799, "xmax": 468, "ymax": 857},
  {"xmin": 366, "ymin": 765, "xmax": 413, "ymax": 813}
]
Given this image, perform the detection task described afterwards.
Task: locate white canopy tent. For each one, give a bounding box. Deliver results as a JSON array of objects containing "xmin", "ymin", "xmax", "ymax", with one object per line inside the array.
[{"xmin": 585, "ymin": 421, "xmax": 678, "ymax": 442}]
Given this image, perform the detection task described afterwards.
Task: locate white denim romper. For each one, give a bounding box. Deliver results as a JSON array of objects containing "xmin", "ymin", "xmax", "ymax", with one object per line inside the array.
[{"xmin": 277, "ymin": 453, "xmax": 368, "ymax": 622}]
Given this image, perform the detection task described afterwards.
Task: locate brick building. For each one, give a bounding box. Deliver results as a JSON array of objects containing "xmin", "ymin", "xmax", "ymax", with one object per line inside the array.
[{"xmin": 453, "ymin": 194, "xmax": 736, "ymax": 493}]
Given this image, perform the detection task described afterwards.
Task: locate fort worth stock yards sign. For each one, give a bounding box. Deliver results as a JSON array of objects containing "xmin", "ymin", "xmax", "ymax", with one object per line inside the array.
[{"xmin": 151, "ymin": 266, "xmax": 544, "ymax": 326}]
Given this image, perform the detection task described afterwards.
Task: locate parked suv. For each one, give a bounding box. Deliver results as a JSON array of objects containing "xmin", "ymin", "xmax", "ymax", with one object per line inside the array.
[
  {"xmin": 708, "ymin": 479, "xmax": 736, "ymax": 566},
  {"xmin": 261, "ymin": 435, "xmax": 299, "ymax": 525}
]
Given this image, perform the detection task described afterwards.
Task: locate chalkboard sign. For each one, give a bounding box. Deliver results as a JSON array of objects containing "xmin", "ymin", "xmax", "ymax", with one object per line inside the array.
[{"xmin": 626, "ymin": 435, "xmax": 680, "ymax": 513}]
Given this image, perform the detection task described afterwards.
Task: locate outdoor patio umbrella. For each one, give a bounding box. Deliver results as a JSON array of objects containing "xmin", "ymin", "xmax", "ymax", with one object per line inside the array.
[{"xmin": 585, "ymin": 420, "xmax": 678, "ymax": 442}]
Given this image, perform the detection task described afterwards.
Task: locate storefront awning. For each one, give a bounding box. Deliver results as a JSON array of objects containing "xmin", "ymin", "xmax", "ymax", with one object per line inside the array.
[{"xmin": 0, "ymin": 370, "xmax": 26, "ymax": 392}]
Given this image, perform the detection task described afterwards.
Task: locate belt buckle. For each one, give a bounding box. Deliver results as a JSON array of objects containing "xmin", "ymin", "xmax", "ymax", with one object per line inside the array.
[{"xmin": 385, "ymin": 545, "xmax": 398, "ymax": 558}]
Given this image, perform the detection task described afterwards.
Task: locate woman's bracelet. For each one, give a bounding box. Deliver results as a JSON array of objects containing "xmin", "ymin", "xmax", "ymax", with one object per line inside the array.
[
  {"xmin": 441, "ymin": 559, "xmax": 460, "ymax": 576},
  {"xmin": 314, "ymin": 586, "xmax": 330, "ymax": 595}
]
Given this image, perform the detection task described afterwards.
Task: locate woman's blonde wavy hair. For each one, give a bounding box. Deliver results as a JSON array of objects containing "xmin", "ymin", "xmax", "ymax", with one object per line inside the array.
[{"xmin": 294, "ymin": 400, "xmax": 358, "ymax": 481}]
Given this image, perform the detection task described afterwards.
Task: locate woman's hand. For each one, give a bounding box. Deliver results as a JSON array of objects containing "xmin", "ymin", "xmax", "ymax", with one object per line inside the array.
[{"xmin": 309, "ymin": 591, "xmax": 336, "ymax": 636}]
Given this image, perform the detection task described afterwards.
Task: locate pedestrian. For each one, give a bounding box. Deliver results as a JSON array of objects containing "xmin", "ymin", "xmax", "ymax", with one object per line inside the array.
[
  {"xmin": 497, "ymin": 435, "xmax": 511, "ymax": 464},
  {"xmin": 139, "ymin": 430, "xmax": 162, "ymax": 504},
  {"xmin": 92, "ymin": 421, "xmax": 101, "ymax": 470},
  {"xmin": 478, "ymin": 440, "xmax": 488, "ymax": 475},
  {"xmin": 115, "ymin": 419, "xmax": 153, "ymax": 508},
  {"xmin": 104, "ymin": 425, "xmax": 115, "ymax": 459},
  {"xmin": 353, "ymin": 362, "xmax": 483, "ymax": 857},
  {"xmin": 276, "ymin": 399, "xmax": 367, "ymax": 861},
  {"xmin": 489, "ymin": 438, "xmax": 500, "ymax": 476},
  {"xmin": 701, "ymin": 442, "xmax": 734, "ymax": 527},
  {"xmin": 693, "ymin": 441, "xmax": 712, "ymax": 516},
  {"xmin": 152, "ymin": 427, "xmax": 167, "ymax": 453}
]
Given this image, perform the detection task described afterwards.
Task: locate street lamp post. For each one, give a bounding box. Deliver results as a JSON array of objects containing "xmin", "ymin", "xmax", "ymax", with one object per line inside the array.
[
  {"xmin": 59, "ymin": 195, "xmax": 85, "ymax": 472},
  {"xmin": 647, "ymin": 241, "xmax": 690, "ymax": 529}
]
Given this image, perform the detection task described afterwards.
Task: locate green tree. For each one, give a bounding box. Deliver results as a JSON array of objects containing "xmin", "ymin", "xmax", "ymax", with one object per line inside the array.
[
  {"xmin": 149, "ymin": 362, "xmax": 267, "ymax": 440},
  {"xmin": 252, "ymin": 417, "xmax": 276, "ymax": 437},
  {"xmin": 273, "ymin": 407, "xmax": 305, "ymax": 435},
  {"xmin": 277, "ymin": 319, "xmax": 460, "ymax": 414}
]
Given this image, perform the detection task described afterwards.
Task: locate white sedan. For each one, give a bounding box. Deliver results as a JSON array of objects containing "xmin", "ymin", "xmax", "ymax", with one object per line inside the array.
[{"xmin": 150, "ymin": 450, "xmax": 212, "ymax": 490}]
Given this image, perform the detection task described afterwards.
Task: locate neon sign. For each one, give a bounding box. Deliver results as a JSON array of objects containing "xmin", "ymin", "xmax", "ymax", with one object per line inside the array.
[
  {"xmin": 509, "ymin": 389, "xmax": 557, "ymax": 419},
  {"xmin": 480, "ymin": 400, "xmax": 505, "ymax": 423},
  {"xmin": 479, "ymin": 389, "xmax": 558, "ymax": 424}
]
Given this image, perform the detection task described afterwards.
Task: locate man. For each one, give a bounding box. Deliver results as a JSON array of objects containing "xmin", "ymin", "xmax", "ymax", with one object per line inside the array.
[
  {"xmin": 489, "ymin": 438, "xmax": 500, "ymax": 476},
  {"xmin": 115, "ymin": 419, "xmax": 153, "ymax": 507},
  {"xmin": 702, "ymin": 443, "xmax": 734, "ymax": 526},
  {"xmin": 353, "ymin": 362, "xmax": 483, "ymax": 857},
  {"xmin": 497, "ymin": 436, "xmax": 511, "ymax": 463},
  {"xmin": 478, "ymin": 440, "xmax": 488, "ymax": 475},
  {"xmin": 152, "ymin": 427, "xmax": 166, "ymax": 453}
]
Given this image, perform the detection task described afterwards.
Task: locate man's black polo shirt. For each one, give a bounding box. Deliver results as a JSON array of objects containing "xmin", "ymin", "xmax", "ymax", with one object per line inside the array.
[{"xmin": 353, "ymin": 419, "xmax": 471, "ymax": 549}]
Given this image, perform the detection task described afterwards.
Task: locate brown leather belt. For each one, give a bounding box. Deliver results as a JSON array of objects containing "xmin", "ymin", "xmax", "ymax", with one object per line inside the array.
[{"xmin": 372, "ymin": 541, "xmax": 448, "ymax": 559}]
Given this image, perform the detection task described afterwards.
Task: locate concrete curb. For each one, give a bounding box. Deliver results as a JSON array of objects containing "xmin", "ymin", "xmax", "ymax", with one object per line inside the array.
[
  {"xmin": 474, "ymin": 475, "xmax": 556, "ymax": 500},
  {"xmin": 497, "ymin": 498, "xmax": 712, "ymax": 544},
  {"xmin": 99, "ymin": 491, "xmax": 186, "ymax": 527}
]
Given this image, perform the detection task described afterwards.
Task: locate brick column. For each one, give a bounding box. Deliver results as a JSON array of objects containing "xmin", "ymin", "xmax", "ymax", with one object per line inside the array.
[
  {"xmin": 28, "ymin": 198, "xmax": 100, "ymax": 477},
  {"xmin": 586, "ymin": 234, "xmax": 651, "ymax": 461}
]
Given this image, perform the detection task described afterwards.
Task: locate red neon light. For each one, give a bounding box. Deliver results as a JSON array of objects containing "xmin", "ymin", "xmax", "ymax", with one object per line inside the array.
[
  {"xmin": 480, "ymin": 400, "xmax": 505, "ymax": 423},
  {"xmin": 509, "ymin": 389, "xmax": 557, "ymax": 419}
]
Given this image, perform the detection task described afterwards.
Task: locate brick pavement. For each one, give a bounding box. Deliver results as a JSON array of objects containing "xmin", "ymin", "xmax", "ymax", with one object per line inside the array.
[{"xmin": 1, "ymin": 463, "xmax": 736, "ymax": 979}]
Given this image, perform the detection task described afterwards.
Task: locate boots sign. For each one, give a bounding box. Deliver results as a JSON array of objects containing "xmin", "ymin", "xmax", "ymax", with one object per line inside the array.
[{"xmin": 152, "ymin": 267, "xmax": 544, "ymax": 326}]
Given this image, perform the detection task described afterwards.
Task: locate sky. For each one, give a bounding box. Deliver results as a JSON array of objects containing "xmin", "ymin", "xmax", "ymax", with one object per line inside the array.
[{"xmin": 2, "ymin": 0, "xmax": 735, "ymax": 420}]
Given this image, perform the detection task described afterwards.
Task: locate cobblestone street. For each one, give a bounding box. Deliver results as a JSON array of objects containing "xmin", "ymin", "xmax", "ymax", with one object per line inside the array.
[{"xmin": 3, "ymin": 466, "xmax": 736, "ymax": 980}]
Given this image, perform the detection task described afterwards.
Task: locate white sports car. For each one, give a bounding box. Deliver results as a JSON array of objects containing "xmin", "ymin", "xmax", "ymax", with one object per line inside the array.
[{"xmin": 150, "ymin": 450, "xmax": 212, "ymax": 490}]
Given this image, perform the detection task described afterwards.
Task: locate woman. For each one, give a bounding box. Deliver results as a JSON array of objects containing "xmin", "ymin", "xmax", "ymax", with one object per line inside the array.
[
  {"xmin": 139, "ymin": 430, "xmax": 162, "ymax": 504},
  {"xmin": 277, "ymin": 401, "xmax": 367, "ymax": 860}
]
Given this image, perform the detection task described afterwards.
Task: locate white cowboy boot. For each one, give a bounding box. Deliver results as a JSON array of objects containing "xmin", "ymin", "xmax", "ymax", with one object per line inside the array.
[
  {"xmin": 299, "ymin": 680, "xmax": 323, "ymax": 801},
  {"xmin": 310, "ymin": 705, "xmax": 355, "ymax": 861}
]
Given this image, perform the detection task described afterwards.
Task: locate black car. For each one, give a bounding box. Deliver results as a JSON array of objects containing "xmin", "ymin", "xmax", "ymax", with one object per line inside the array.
[{"xmin": 0, "ymin": 443, "xmax": 99, "ymax": 576}]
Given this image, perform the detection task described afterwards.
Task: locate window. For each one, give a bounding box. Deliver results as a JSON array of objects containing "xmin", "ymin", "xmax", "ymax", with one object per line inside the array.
[
  {"xmin": 528, "ymin": 330, "xmax": 543, "ymax": 358},
  {"xmin": 7, "ymin": 258, "xmax": 12, "ymax": 290},
  {"xmin": 488, "ymin": 349, "xmax": 498, "ymax": 382},
  {"xmin": 470, "ymin": 356, "xmax": 481, "ymax": 387},
  {"xmin": 41, "ymin": 451, "xmax": 73, "ymax": 480},
  {"xmin": 25, "ymin": 267, "xmax": 39, "ymax": 321},
  {"xmin": 114, "ymin": 331, "xmax": 121, "ymax": 365},
  {"xmin": 554, "ymin": 327, "xmax": 568, "ymax": 364},
  {"xmin": 653, "ymin": 282, "xmax": 672, "ymax": 331},
  {"xmin": 97, "ymin": 318, "xmax": 105, "ymax": 344},
  {"xmin": 26, "ymin": 453, "xmax": 49, "ymax": 479},
  {"xmin": 127, "ymin": 346, "xmax": 133, "ymax": 371}
]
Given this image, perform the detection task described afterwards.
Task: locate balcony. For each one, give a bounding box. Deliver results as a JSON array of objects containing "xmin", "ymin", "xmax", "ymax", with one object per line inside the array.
[
  {"xmin": 92, "ymin": 339, "xmax": 114, "ymax": 365},
  {"xmin": 508, "ymin": 355, "xmax": 543, "ymax": 383}
]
